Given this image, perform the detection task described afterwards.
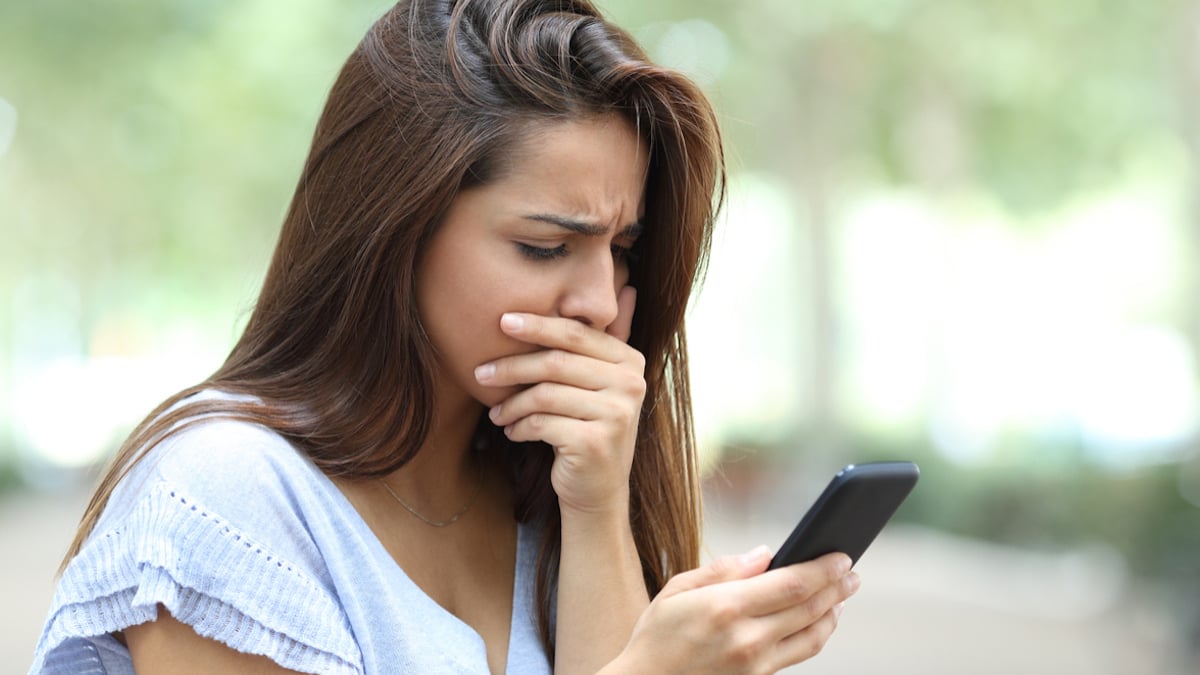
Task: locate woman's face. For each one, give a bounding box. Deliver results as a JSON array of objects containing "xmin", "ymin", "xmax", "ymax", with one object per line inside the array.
[{"xmin": 417, "ymin": 113, "xmax": 649, "ymax": 411}]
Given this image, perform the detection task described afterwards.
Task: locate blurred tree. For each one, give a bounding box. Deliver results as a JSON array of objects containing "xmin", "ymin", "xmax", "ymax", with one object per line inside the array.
[{"xmin": 1, "ymin": 1, "xmax": 1197, "ymax": 606}]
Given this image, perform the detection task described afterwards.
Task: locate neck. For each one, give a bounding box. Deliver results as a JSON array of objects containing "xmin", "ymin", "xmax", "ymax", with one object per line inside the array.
[{"xmin": 384, "ymin": 390, "xmax": 488, "ymax": 512}]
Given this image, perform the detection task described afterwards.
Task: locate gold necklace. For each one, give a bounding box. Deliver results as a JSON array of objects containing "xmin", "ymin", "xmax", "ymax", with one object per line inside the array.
[{"xmin": 378, "ymin": 461, "xmax": 485, "ymax": 527}]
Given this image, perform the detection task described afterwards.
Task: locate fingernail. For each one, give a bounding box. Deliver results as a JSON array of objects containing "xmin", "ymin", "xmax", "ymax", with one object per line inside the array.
[
  {"xmin": 488, "ymin": 405, "xmax": 501, "ymax": 421},
  {"xmin": 501, "ymin": 313, "xmax": 524, "ymax": 331},
  {"xmin": 475, "ymin": 363, "xmax": 495, "ymax": 382},
  {"xmin": 838, "ymin": 555, "xmax": 853, "ymax": 575},
  {"xmin": 739, "ymin": 545, "xmax": 771, "ymax": 566},
  {"xmin": 834, "ymin": 602, "xmax": 845, "ymax": 618}
]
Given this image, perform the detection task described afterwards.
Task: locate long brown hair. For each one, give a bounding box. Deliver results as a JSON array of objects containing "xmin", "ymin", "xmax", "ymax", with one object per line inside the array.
[{"xmin": 65, "ymin": 0, "xmax": 724, "ymax": 657}]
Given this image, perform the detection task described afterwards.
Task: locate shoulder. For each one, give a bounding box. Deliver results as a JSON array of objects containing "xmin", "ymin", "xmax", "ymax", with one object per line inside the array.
[
  {"xmin": 103, "ymin": 393, "xmax": 324, "ymax": 536},
  {"xmin": 150, "ymin": 414, "xmax": 315, "ymax": 504},
  {"xmin": 147, "ymin": 391, "xmax": 314, "ymax": 486},
  {"xmin": 34, "ymin": 400, "xmax": 364, "ymax": 675}
]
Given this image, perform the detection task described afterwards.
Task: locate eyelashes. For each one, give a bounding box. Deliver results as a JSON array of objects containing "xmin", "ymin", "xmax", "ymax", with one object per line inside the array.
[
  {"xmin": 516, "ymin": 242, "xmax": 639, "ymax": 265},
  {"xmin": 517, "ymin": 242, "xmax": 569, "ymax": 260}
]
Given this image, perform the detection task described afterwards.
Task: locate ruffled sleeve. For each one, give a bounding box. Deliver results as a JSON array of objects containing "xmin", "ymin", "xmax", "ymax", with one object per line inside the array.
[{"xmin": 31, "ymin": 454, "xmax": 364, "ymax": 674}]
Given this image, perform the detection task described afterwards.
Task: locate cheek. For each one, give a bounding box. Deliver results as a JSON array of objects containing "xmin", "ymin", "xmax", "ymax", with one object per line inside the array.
[
  {"xmin": 428, "ymin": 254, "xmax": 538, "ymax": 365},
  {"xmin": 419, "ymin": 241, "xmax": 495, "ymax": 357}
]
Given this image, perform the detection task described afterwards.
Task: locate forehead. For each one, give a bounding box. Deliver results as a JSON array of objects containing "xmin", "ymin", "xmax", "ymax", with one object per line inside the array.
[{"xmin": 494, "ymin": 113, "xmax": 650, "ymax": 216}]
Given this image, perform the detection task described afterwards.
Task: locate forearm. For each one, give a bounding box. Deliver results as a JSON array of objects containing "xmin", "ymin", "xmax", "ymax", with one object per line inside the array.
[{"xmin": 554, "ymin": 498, "xmax": 648, "ymax": 675}]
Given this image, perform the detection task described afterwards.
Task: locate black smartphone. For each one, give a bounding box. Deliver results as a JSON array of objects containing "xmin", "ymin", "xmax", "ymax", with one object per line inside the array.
[{"xmin": 768, "ymin": 461, "xmax": 920, "ymax": 570}]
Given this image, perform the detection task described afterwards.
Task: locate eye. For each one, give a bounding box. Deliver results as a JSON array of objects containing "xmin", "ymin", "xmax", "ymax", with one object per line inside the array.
[
  {"xmin": 517, "ymin": 242, "xmax": 568, "ymax": 260},
  {"xmin": 612, "ymin": 244, "xmax": 639, "ymax": 267}
]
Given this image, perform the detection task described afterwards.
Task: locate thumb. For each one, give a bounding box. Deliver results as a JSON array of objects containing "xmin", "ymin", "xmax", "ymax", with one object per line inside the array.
[{"xmin": 659, "ymin": 545, "xmax": 772, "ymax": 598}]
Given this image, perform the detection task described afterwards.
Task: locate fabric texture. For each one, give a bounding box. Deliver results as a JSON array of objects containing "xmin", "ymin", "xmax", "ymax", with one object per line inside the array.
[{"xmin": 29, "ymin": 393, "xmax": 551, "ymax": 675}]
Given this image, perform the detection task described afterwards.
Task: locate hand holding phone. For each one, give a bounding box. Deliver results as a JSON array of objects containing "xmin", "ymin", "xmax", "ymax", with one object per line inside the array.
[{"xmin": 768, "ymin": 461, "xmax": 919, "ymax": 570}]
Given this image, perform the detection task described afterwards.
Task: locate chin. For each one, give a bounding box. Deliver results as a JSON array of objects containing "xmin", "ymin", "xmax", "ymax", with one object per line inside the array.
[{"xmin": 471, "ymin": 383, "xmax": 524, "ymax": 410}]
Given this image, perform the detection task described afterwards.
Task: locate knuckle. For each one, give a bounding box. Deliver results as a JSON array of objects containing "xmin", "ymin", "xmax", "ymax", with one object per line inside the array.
[
  {"xmin": 504, "ymin": 423, "xmax": 524, "ymax": 442},
  {"xmin": 564, "ymin": 320, "xmax": 589, "ymax": 346},
  {"xmin": 728, "ymin": 629, "xmax": 765, "ymax": 669},
  {"xmin": 808, "ymin": 631, "xmax": 830, "ymax": 660},
  {"xmin": 624, "ymin": 372, "xmax": 647, "ymax": 399},
  {"xmin": 781, "ymin": 572, "xmax": 812, "ymax": 603},
  {"xmin": 797, "ymin": 639, "xmax": 822, "ymax": 663},
  {"xmin": 545, "ymin": 349, "xmax": 570, "ymax": 376},
  {"xmin": 583, "ymin": 425, "xmax": 608, "ymax": 452},
  {"xmin": 707, "ymin": 597, "xmax": 742, "ymax": 629},
  {"xmin": 828, "ymin": 553, "xmax": 852, "ymax": 578},
  {"xmin": 633, "ymin": 349, "xmax": 646, "ymax": 369},
  {"xmin": 530, "ymin": 385, "xmax": 555, "ymax": 408},
  {"xmin": 808, "ymin": 613, "xmax": 837, "ymax": 656},
  {"xmin": 730, "ymin": 644, "xmax": 755, "ymax": 669},
  {"xmin": 605, "ymin": 398, "xmax": 634, "ymax": 426},
  {"xmin": 798, "ymin": 593, "xmax": 827, "ymax": 625}
]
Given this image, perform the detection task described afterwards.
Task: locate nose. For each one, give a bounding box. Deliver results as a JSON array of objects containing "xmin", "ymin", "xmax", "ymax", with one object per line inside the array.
[{"xmin": 558, "ymin": 251, "xmax": 622, "ymax": 329}]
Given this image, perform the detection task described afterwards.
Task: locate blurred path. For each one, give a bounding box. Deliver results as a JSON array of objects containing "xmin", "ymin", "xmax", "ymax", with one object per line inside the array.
[
  {"xmin": 703, "ymin": 494, "xmax": 1193, "ymax": 674},
  {"xmin": 3, "ymin": 483, "xmax": 1193, "ymax": 674},
  {"xmin": 1, "ymin": 484, "xmax": 89, "ymax": 675}
]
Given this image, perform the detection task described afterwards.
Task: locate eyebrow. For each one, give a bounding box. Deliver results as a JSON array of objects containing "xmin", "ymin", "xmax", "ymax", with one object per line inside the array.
[{"xmin": 523, "ymin": 213, "xmax": 644, "ymax": 239}]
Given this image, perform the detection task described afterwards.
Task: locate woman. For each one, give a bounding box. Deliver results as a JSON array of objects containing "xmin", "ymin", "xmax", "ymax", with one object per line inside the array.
[{"xmin": 31, "ymin": 0, "xmax": 860, "ymax": 673}]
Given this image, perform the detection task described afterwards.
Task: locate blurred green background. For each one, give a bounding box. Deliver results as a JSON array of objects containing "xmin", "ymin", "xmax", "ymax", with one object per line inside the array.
[{"xmin": 3, "ymin": 0, "xmax": 1198, "ymax": 672}]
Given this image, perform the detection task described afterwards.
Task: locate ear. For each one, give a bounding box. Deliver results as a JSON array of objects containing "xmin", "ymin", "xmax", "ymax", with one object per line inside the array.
[{"xmin": 607, "ymin": 285, "xmax": 637, "ymax": 342}]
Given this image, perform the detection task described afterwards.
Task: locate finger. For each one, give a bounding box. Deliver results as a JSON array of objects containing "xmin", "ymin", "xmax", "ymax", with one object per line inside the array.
[
  {"xmin": 499, "ymin": 312, "xmax": 632, "ymax": 364},
  {"xmin": 659, "ymin": 546, "xmax": 773, "ymax": 598},
  {"xmin": 502, "ymin": 412, "xmax": 620, "ymax": 460},
  {"xmin": 606, "ymin": 285, "xmax": 637, "ymax": 342},
  {"xmin": 735, "ymin": 552, "xmax": 852, "ymax": 617},
  {"xmin": 489, "ymin": 382, "xmax": 610, "ymax": 427},
  {"xmin": 501, "ymin": 411, "xmax": 590, "ymax": 448},
  {"xmin": 477, "ymin": 349, "xmax": 614, "ymax": 391},
  {"xmin": 770, "ymin": 605, "xmax": 842, "ymax": 670},
  {"xmin": 760, "ymin": 571, "xmax": 860, "ymax": 642}
]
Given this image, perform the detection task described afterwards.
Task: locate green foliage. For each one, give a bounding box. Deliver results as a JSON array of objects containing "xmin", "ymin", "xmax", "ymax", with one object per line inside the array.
[
  {"xmin": 0, "ymin": 1, "xmax": 383, "ymax": 330},
  {"xmin": 3, "ymin": 0, "xmax": 1191, "ymax": 316},
  {"xmin": 646, "ymin": 0, "xmax": 1190, "ymax": 217},
  {"xmin": 2, "ymin": 0, "xmax": 1198, "ymax": 602}
]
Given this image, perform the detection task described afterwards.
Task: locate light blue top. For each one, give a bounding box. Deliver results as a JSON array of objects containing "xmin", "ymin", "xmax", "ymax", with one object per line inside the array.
[{"xmin": 29, "ymin": 395, "xmax": 551, "ymax": 674}]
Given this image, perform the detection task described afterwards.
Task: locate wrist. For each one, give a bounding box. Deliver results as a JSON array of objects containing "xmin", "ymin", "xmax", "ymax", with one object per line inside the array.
[
  {"xmin": 557, "ymin": 484, "xmax": 631, "ymax": 522},
  {"xmin": 557, "ymin": 501, "xmax": 647, "ymax": 606},
  {"xmin": 559, "ymin": 494, "xmax": 638, "ymax": 540},
  {"xmin": 554, "ymin": 495, "xmax": 649, "ymax": 675}
]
